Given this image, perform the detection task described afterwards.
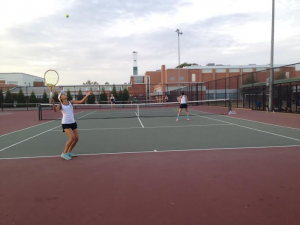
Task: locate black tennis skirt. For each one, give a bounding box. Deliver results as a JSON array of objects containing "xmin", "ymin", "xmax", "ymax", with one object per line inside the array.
[
  {"xmin": 180, "ymin": 104, "xmax": 188, "ymax": 108},
  {"xmin": 62, "ymin": 122, "xmax": 77, "ymax": 132}
]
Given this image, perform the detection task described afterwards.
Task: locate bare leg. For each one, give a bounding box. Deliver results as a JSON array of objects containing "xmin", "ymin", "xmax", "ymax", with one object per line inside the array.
[
  {"xmin": 185, "ymin": 108, "xmax": 190, "ymax": 120},
  {"xmin": 176, "ymin": 108, "xmax": 182, "ymax": 121},
  {"xmin": 63, "ymin": 129, "xmax": 75, "ymax": 154},
  {"xmin": 178, "ymin": 108, "xmax": 182, "ymax": 117},
  {"xmin": 67, "ymin": 129, "xmax": 79, "ymax": 153}
]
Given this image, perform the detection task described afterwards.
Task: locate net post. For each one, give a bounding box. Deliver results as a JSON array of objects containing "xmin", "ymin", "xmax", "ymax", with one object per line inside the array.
[
  {"xmin": 0, "ymin": 87, "xmax": 3, "ymax": 111},
  {"xmin": 38, "ymin": 104, "xmax": 41, "ymax": 121},
  {"xmin": 137, "ymin": 104, "xmax": 139, "ymax": 117},
  {"xmin": 229, "ymin": 99, "xmax": 232, "ymax": 112}
]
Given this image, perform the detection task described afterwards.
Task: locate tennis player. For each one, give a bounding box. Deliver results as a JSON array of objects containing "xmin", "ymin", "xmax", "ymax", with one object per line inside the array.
[
  {"xmin": 51, "ymin": 90, "xmax": 91, "ymax": 160},
  {"xmin": 164, "ymin": 95, "xmax": 169, "ymax": 103},
  {"xmin": 176, "ymin": 91, "xmax": 189, "ymax": 121},
  {"xmin": 110, "ymin": 94, "xmax": 115, "ymax": 109}
]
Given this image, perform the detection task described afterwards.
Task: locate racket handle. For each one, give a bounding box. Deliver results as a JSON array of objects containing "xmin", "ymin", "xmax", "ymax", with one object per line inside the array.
[{"xmin": 50, "ymin": 92, "xmax": 53, "ymax": 99}]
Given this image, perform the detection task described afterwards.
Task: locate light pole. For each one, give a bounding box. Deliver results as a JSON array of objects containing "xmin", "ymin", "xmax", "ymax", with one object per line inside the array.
[
  {"xmin": 269, "ymin": 0, "xmax": 275, "ymax": 111},
  {"xmin": 175, "ymin": 29, "xmax": 183, "ymax": 94}
]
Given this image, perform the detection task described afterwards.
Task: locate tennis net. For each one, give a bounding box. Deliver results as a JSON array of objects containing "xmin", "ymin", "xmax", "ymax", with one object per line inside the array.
[{"xmin": 38, "ymin": 99, "xmax": 230, "ymax": 120}]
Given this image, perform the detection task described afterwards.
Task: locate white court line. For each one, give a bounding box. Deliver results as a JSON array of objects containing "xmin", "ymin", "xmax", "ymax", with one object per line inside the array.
[
  {"xmin": 49, "ymin": 123, "xmax": 232, "ymax": 131},
  {"xmin": 51, "ymin": 126, "xmax": 142, "ymax": 131},
  {"xmin": 190, "ymin": 112, "xmax": 300, "ymax": 142},
  {"xmin": 1, "ymin": 144, "xmax": 300, "ymax": 160},
  {"xmin": 221, "ymin": 113, "xmax": 300, "ymax": 131},
  {"xmin": 136, "ymin": 112, "xmax": 144, "ymax": 128},
  {"xmin": 0, "ymin": 109, "xmax": 88, "ymax": 138},
  {"xmin": 190, "ymin": 108, "xmax": 300, "ymax": 131},
  {"xmin": 0, "ymin": 125, "xmax": 61, "ymax": 152},
  {"xmin": 0, "ymin": 120, "xmax": 56, "ymax": 138},
  {"xmin": 0, "ymin": 113, "xmax": 12, "ymax": 116},
  {"xmin": 77, "ymin": 111, "xmax": 96, "ymax": 119}
]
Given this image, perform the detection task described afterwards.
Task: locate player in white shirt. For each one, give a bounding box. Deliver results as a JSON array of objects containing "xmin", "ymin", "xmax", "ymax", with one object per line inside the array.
[
  {"xmin": 176, "ymin": 91, "xmax": 190, "ymax": 121},
  {"xmin": 51, "ymin": 90, "xmax": 91, "ymax": 160}
]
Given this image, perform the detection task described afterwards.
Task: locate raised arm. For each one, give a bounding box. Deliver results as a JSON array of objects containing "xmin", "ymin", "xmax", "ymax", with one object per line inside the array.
[
  {"xmin": 71, "ymin": 91, "xmax": 92, "ymax": 104},
  {"xmin": 178, "ymin": 96, "xmax": 181, "ymax": 103},
  {"xmin": 51, "ymin": 99, "xmax": 61, "ymax": 112}
]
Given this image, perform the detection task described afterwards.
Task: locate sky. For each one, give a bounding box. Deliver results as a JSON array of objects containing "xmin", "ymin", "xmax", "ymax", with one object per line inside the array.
[{"xmin": 0, "ymin": 0, "xmax": 299, "ymax": 85}]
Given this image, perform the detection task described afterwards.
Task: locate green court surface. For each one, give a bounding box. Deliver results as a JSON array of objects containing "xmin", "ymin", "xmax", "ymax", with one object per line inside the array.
[{"xmin": 1, "ymin": 110, "xmax": 300, "ymax": 159}]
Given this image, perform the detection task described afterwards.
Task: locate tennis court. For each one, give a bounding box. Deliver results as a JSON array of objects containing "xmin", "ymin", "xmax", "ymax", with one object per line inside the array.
[{"xmin": 1, "ymin": 103, "xmax": 300, "ymax": 225}]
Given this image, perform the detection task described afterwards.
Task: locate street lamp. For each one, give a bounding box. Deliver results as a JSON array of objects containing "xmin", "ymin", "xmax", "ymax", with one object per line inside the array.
[{"xmin": 175, "ymin": 29, "xmax": 183, "ymax": 94}]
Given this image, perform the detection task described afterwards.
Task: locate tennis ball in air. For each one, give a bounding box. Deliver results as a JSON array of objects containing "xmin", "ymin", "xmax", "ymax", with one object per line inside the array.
[{"xmin": 66, "ymin": 14, "xmax": 69, "ymax": 18}]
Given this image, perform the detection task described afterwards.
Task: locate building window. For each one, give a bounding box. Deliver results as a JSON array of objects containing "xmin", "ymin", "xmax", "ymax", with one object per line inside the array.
[
  {"xmin": 256, "ymin": 67, "xmax": 267, "ymax": 72},
  {"xmin": 216, "ymin": 69, "xmax": 226, "ymax": 73},
  {"xmin": 229, "ymin": 69, "xmax": 239, "ymax": 73},
  {"xmin": 243, "ymin": 68, "xmax": 253, "ymax": 72},
  {"xmin": 134, "ymin": 87, "xmax": 138, "ymax": 91},
  {"xmin": 192, "ymin": 74, "xmax": 196, "ymax": 82},
  {"xmin": 134, "ymin": 76, "xmax": 144, "ymax": 84},
  {"xmin": 169, "ymin": 77, "xmax": 175, "ymax": 81},
  {"xmin": 286, "ymin": 72, "xmax": 290, "ymax": 78},
  {"xmin": 202, "ymin": 69, "xmax": 212, "ymax": 73}
]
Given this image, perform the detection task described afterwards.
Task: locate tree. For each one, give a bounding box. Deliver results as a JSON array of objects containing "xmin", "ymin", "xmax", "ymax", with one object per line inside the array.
[
  {"xmin": 242, "ymin": 75, "xmax": 258, "ymax": 85},
  {"xmin": 100, "ymin": 87, "xmax": 107, "ymax": 103},
  {"xmin": 77, "ymin": 89, "xmax": 83, "ymax": 100},
  {"xmin": 112, "ymin": 84, "xmax": 118, "ymax": 101},
  {"xmin": 87, "ymin": 88, "xmax": 95, "ymax": 104},
  {"xmin": 28, "ymin": 90, "xmax": 38, "ymax": 103},
  {"xmin": 123, "ymin": 88, "xmax": 130, "ymax": 102},
  {"xmin": 83, "ymin": 80, "xmax": 99, "ymax": 85},
  {"xmin": 105, "ymin": 82, "xmax": 109, "ymax": 85},
  {"xmin": 276, "ymin": 71, "xmax": 286, "ymax": 80},
  {"xmin": 0, "ymin": 88, "xmax": 3, "ymax": 106},
  {"xmin": 176, "ymin": 62, "xmax": 198, "ymax": 68},
  {"xmin": 66, "ymin": 89, "xmax": 73, "ymax": 101},
  {"xmin": 118, "ymin": 90, "xmax": 123, "ymax": 102},
  {"xmin": 17, "ymin": 89, "xmax": 26, "ymax": 103},
  {"xmin": 4, "ymin": 89, "xmax": 13, "ymax": 103},
  {"xmin": 42, "ymin": 90, "xmax": 49, "ymax": 103},
  {"xmin": 53, "ymin": 91, "xmax": 59, "ymax": 102}
]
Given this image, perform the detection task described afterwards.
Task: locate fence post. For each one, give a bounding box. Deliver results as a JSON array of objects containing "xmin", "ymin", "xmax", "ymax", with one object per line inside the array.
[
  {"xmin": 200, "ymin": 83, "xmax": 203, "ymax": 104},
  {"xmin": 208, "ymin": 81, "xmax": 210, "ymax": 105},
  {"xmin": 237, "ymin": 76, "xmax": 239, "ymax": 108},
  {"xmin": 225, "ymin": 78, "xmax": 227, "ymax": 107}
]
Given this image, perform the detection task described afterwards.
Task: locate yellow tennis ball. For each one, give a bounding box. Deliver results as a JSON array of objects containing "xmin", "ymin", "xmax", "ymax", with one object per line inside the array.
[{"xmin": 66, "ymin": 14, "xmax": 69, "ymax": 18}]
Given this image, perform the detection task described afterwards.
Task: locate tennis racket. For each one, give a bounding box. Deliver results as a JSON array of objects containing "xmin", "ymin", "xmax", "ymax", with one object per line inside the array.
[{"xmin": 44, "ymin": 70, "xmax": 59, "ymax": 99}]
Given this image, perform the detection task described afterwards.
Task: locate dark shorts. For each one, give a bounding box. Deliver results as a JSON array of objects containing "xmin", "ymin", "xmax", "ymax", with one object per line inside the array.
[
  {"xmin": 62, "ymin": 122, "xmax": 77, "ymax": 132},
  {"xmin": 180, "ymin": 104, "xmax": 188, "ymax": 109}
]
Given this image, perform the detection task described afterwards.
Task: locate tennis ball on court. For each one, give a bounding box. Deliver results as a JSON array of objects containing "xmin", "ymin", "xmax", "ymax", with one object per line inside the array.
[
  {"xmin": 66, "ymin": 14, "xmax": 69, "ymax": 18},
  {"xmin": 154, "ymin": 150, "xmax": 157, "ymax": 152}
]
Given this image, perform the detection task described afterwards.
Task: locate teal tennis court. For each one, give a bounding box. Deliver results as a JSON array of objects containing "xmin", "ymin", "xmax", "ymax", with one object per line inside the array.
[{"xmin": 1, "ymin": 105, "xmax": 300, "ymax": 225}]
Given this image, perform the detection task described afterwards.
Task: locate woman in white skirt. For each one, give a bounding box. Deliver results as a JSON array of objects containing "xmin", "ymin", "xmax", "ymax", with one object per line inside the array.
[{"xmin": 51, "ymin": 90, "xmax": 91, "ymax": 160}]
